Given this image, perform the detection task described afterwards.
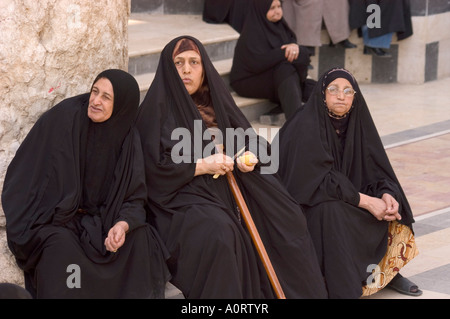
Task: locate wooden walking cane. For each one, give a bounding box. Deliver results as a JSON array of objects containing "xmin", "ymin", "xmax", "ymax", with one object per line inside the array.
[
  {"xmin": 213, "ymin": 144, "xmax": 286, "ymax": 299},
  {"xmin": 225, "ymin": 170, "xmax": 286, "ymax": 299}
]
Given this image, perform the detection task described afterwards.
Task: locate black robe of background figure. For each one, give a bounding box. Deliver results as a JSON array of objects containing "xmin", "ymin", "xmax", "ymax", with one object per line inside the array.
[
  {"xmin": 136, "ymin": 35, "xmax": 327, "ymax": 299},
  {"xmin": 276, "ymin": 68, "xmax": 416, "ymax": 298},
  {"xmin": 229, "ymin": 0, "xmax": 313, "ymax": 120},
  {"xmin": 2, "ymin": 69, "xmax": 170, "ymax": 298},
  {"xmin": 349, "ymin": 0, "xmax": 413, "ymax": 40},
  {"xmin": 202, "ymin": 0, "xmax": 251, "ymax": 33}
]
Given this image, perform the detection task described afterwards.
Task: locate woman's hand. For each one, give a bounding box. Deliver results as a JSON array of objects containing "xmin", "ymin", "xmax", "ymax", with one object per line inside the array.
[
  {"xmin": 382, "ymin": 193, "xmax": 401, "ymax": 221},
  {"xmin": 236, "ymin": 151, "xmax": 258, "ymax": 173},
  {"xmin": 195, "ymin": 153, "xmax": 234, "ymax": 177},
  {"xmin": 358, "ymin": 193, "xmax": 401, "ymax": 221},
  {"xmin": 281, "ymin": 43, "xmax": 299, "ymax": 63},
  {"xmin": 105, "ymin": 221, "xmax": 129, "ymax": 253}
]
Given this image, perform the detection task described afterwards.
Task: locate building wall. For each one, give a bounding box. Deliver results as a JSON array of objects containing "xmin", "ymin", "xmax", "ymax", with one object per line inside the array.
[{"xmin": 0, "ymin": 0, "xmax": 131, "ymax": 286}]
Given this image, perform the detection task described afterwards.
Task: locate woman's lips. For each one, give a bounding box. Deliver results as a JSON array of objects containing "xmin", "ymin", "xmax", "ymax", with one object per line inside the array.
[{"xmin": 89, "ymin": 105, "xmax": 102, "ymax": 112}]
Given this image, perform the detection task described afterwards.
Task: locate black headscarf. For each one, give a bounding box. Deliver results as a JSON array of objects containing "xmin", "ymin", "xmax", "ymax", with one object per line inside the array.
[
  {"xmin": 277, "ymin": 67, "xmax": 415, "ymax": 228},
  {"xmin": 2, "ymin": 69, "xmax": 146, "ymax": 264},
  {"xmin": 81, "ymin": 69, "xmax": 141, "ymax": 213}
]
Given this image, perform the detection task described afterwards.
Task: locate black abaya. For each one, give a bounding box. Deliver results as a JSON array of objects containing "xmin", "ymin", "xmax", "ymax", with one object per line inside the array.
[
  {"xmin": 136, "ymin": 36, "xmax": 327, "ymax": 299},
  {"xmin": 277, "ymin": 67, "xmax": 416, "ymax": 298},
  {"xmin": 2, "ymin": 69, "xmax": 170, "ymax": 298},
  {"xmin": 229, "ymin": 0, "xmax": 312, "ymax": 118}
]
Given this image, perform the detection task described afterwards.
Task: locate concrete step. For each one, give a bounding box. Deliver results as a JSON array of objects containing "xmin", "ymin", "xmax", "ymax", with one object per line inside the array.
[{"xmin": 128, "ymin": 13, "xmax": 238, "ymax": 76}]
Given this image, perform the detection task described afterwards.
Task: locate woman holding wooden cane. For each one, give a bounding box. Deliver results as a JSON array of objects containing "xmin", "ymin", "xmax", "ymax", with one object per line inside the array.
[{"xmin": 136, "ymin": 36, "xmax": 327, "ymax": 299}]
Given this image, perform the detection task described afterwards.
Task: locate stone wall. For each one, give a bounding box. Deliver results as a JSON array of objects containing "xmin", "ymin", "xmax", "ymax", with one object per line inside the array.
[{"xmin": 0, "ymin": 0, "xmax": 131, "ymax": 286}]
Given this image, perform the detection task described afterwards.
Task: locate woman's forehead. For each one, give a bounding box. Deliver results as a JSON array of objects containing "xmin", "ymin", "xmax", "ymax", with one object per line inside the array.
[{"xmin": 328, "ymin": 78, "xmax": 352, "ymax": 87}]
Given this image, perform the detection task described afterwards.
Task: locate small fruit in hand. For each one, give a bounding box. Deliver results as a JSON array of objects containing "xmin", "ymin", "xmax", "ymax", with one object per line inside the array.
[{"xmin": 239, "ymin": 154, "xmax": 256, "ymax": 166}]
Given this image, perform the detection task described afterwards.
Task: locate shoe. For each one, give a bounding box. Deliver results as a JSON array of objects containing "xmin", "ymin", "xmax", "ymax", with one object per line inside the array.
[
  {"xmin": 387, "ymin": 273, "xmax": 423, "ymax": 297},
  {"xmin": 363, "ymin": 45, "xmax": 392, "ymax": 58},
  {"xmin": 330, "ymin": 39, "xmax": 357, "ymax": 49}
]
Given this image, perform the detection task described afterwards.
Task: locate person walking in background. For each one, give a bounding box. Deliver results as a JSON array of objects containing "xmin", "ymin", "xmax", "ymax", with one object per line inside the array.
[
  {"xmin": 276, "ymin": 67, "xmax": 422, "ymax": 298},
  {"xmin": 282, "ymin": 0, "xmax": 357, "ymax": 55},
  {"xmin": 349, "ymin": 0, "xmax": 413, "ymax": 57}
]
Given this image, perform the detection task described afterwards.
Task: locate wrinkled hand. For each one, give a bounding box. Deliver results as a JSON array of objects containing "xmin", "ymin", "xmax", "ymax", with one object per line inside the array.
[
  {"xmin": 359, "ymin": 193, "xmax": 401, "ymax": 222},
  {"xmin": 236, "ymin": 151, "xmax": 258, "ymax": 173},
  {"xmin": 281, "ymin": 43, "xmax": 299, "ymax": 63},
  {"xmin": 105, "ymin": 221, "xmax": 129, "ymax": 253},
  {"xmin": 195, "ymin": 153, "xmax": 234, "ymax": 177},
  {"xmin": 382, "ymin": 193, "xmax": 401, "ymax": 221}
]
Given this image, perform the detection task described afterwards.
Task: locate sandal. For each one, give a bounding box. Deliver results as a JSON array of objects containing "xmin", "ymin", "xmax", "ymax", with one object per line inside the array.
[{"xmin": 387, "ymin": 273, "xmax": 423, "ymax": 296}]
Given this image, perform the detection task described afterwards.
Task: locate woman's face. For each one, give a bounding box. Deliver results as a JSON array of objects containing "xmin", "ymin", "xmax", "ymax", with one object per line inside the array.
[
  {"xmin": 325, "ymin": 78, "xmax": 355, "ymax": 116},
  {"xmin": 266, "ymin": 0, "xmax": 283, "ymax": 22},
  {"xmin": 88, "ymin": 77, "xmax": 114, "ymax": 122},
  {"xmin": 174, "ymin": 50, "xmax": 204, "ymax": 95}
]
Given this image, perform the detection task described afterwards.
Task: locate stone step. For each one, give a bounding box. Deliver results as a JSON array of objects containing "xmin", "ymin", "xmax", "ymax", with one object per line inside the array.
[{"xmin": 128, "ymin": 13, "xmax": 239, "ymax": 76}]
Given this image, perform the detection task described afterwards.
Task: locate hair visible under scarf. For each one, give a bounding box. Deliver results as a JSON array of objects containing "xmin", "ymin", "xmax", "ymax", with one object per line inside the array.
[{"xmin": 172, "ymin": 38, "xmax": 201, "ymax": 59}]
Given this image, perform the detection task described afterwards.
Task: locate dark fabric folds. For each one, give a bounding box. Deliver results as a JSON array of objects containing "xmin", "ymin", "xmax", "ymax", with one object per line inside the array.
[
  {"xmin": 277, "ymin": 67, "xmax": 415, "ymax": 298},
  {"xmin": 202, "ymin": 0, "xmax": 251, "ymax": 33},
  {"xmin": 136, "ymin": 36, "xmax": 327, "ymax": 299},
  {"xmin": 2, "ymin": 69, "xmax": 170, "ymax": 298},
  {"xmin": 349, "ymin": 0, "xmax": 413, "ymax": 41}
]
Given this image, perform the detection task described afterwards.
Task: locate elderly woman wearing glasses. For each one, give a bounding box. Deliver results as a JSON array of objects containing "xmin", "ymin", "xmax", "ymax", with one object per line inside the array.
[{"xmin": 276, "ymin": 67, "xmax": 422, "ymax": 299}]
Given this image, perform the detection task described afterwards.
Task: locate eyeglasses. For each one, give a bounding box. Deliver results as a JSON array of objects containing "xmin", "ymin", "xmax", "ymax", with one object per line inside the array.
[{"xmin": 326, "ymin": 86, "xmax": 356, "ymax": 97}]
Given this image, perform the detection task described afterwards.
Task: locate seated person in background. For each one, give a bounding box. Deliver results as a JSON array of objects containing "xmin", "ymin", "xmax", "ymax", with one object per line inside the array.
[
  {"xmin": 230, "ymin": 0, "xmax": 314, "ymax": 124},
  {"xmin": 276, "ymin": 67, "xmax": 422, "ymax": 298},
  {"xmin": 2, "ymin": 69, "xmax": 170, "ymax": 299},
  {"xmin": 136, "ymin": 35, "xmax": 328, "ymax": 299}
]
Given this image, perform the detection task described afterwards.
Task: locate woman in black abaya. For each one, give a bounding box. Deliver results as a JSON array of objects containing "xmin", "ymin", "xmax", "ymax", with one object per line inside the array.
[
  {"xmin": 2, "ymin": 69, "xmax": 170, "ymax": 298},
  {"xmin": 229, "ymin": 0, "xmax": 313, "ymax": 122},
  {"xmin": 277, "ymin": 67, "xmax": 421, "ymax": 298},
  {"xmin": 136, "ymin": 36, "xmax": 327, "ymax": 299}
]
